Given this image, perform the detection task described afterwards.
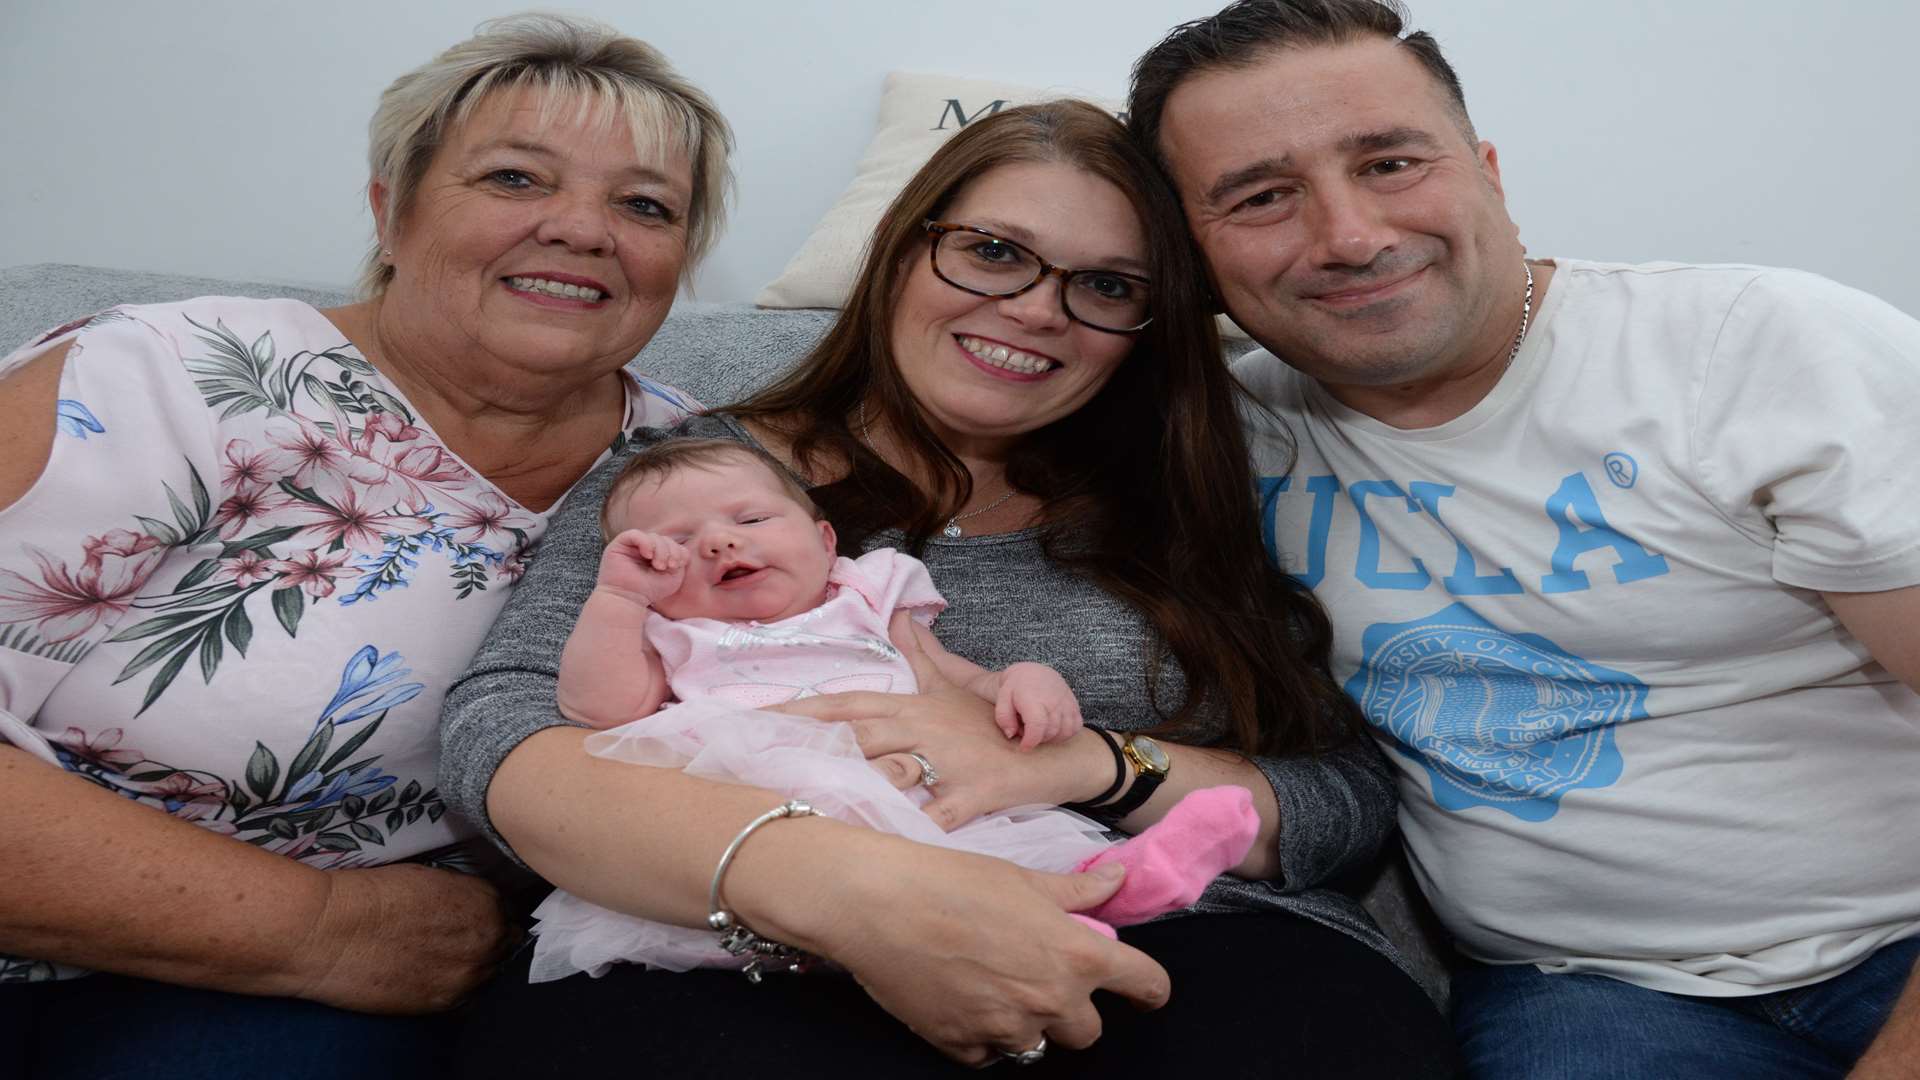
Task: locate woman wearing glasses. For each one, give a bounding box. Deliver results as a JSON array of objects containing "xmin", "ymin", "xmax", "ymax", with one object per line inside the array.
[{"xmin": 443, "ymin": 101, "xmax": 1453, "ymax": 1076}]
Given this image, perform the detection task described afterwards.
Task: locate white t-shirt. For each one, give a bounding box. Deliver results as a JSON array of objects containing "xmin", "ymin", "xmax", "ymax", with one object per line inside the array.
[{"xmin": 1238, "ymin": 259, "xmax": 1920, "ymax": 996}]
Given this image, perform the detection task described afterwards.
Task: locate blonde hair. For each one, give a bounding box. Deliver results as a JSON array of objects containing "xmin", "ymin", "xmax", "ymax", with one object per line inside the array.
[{"xmin": 359, "ymin": 12, "xmax": 733, "ymax": 296}]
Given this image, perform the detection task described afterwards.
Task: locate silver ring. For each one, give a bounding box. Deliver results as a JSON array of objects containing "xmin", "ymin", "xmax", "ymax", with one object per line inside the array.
[
  {"xmin": 904, "ymin": 750, "xmax": 940, "ymax": 790},
  {"xmin": 1000, "ymin": 1036, "xmax": 1047, "ymax": 1066}
]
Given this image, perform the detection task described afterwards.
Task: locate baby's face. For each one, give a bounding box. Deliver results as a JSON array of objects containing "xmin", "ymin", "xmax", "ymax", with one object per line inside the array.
[{"xmin": 613, "ymin": 457, "xmax": 837, "ymax": 623}]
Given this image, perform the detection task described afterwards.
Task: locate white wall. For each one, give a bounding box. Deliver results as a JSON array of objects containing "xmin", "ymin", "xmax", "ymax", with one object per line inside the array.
[{"xmin": 4, "ymin": 1, "xmax": 1916, "ymax": 315}]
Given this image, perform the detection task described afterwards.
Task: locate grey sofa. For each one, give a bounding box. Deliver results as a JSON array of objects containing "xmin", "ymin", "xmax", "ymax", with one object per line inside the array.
[{"xmin": 1, "ymin": 262, "xmax": 1453, "ymax": 1004}]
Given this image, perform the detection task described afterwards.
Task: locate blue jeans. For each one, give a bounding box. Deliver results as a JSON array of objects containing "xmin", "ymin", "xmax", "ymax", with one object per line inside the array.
[
  {"xmin": 0, "ymin": 972, "xmax": 453, "ymax": 1079},
  {"xmin": 1453, "ymin": 937, "xmax": 1920, "ymax": 1079}
]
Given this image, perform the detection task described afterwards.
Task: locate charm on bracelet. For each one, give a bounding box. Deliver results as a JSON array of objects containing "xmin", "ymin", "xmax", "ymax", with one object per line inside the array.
[{"xmin": 707, "ymin": 799, "xmax": 823, "ymax": 982}]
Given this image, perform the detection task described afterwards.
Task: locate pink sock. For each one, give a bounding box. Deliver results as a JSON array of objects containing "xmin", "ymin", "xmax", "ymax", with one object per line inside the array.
[
  {"xmin": 1073, "ymin": 786, "xmax": 1259, "ymax": 927},
  {"xmin": 1071, "ymin": 913, "xmax": 1118, "ymax": 939}
]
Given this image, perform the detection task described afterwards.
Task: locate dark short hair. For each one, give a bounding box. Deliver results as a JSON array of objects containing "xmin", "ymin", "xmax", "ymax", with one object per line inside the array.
[
  {"xmin": 1129, "ymin": 0, "xmax": 1475, "ymax": 163},
  {"xmin": 601, "ymin": 438, "xmax": 822, "ymax": 543}
]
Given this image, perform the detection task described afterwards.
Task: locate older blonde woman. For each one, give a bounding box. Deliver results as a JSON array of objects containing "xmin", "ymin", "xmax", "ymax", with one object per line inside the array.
[{"xmin": 0, "ymin": 15, "xmax": 728, "ymax": 1076}]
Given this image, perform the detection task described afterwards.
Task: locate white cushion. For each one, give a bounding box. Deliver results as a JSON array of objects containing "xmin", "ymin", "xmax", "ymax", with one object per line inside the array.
[
  {"xmin": 755, "ymin": 71, "xmax": 1247, "ymax": 340},
  {"xmin": 756, "ymin": 72, "xmax": 1121, "ymax": 310}
]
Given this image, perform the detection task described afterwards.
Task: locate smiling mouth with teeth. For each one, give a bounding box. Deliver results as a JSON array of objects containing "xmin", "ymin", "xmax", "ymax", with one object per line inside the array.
[
  {"xmin": 957, "ymin": 334, "xmax": 1057, "ymax": 375},
  {"xmin": 506, "ymin": 276, "xmax": 607, "ymax": 302}
]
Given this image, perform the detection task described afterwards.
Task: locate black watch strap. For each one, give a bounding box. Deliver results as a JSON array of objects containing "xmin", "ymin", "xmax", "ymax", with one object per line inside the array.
[
  {"xmin": 1062, "ymin": 726, "xmax": 1126, "ymax": 816},
  {"xmin": 1089, "ymin": 734, "xmax": 1165, "ymax": 822}
]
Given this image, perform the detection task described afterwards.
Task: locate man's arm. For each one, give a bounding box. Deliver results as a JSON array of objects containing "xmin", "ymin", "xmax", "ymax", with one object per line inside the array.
[
  {"xmin": 1849, "ymin": 954, "xmax": 1920, "ymax": 1079},
  {"xmin": 1826, "ymin": 584, "xmax": 1920, "ymax": 1076},
  {"xmin": 1825, "ymin": 585, "xmax": 1920, "ymax": 691}
]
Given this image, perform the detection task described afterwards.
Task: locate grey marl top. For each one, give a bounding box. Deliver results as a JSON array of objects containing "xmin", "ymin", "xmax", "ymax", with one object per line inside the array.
[{"xmin": 439, "ymin": 414, "xmax": 1403, "ymax": 968}]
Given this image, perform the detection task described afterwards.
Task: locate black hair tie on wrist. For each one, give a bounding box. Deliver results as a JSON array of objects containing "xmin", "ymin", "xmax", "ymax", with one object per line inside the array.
[{"xmin": 1063, "ymin": 726, "xmax": 1126, "ymax": 814}]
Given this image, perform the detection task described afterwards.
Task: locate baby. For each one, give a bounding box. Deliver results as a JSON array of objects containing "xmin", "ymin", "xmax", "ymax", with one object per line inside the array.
[
  {"xmin": 529, "ymin": 438, "xmax": 1258, "ymax": 981},
  {"xmin": 558, "ymin": 440, "xmax": 1081, "ymax": 748}
]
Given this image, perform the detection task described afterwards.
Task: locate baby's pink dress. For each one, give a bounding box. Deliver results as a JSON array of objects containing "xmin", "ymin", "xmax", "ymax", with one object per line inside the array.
[{"xmin": 528, "ymin": 549, "xmax": 1110, "ymax": 981}]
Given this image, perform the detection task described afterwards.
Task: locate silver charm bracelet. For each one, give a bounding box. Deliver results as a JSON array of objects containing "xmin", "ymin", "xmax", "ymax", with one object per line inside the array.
[{"xmin": 707, "ymin": 799, "xmax": 821, "ymax": 982}]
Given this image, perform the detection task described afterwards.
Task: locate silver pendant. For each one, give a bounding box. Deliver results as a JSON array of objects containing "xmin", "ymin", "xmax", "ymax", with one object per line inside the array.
[{"xmin": 941, "ymin": 521, "xmax": 963, "ymax": 539}]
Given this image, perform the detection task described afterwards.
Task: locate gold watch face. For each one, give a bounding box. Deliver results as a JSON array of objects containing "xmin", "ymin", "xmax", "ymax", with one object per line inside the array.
[{"xmin": 1127, "ymin": 735, "xmax": 1171, "ymax": 776}]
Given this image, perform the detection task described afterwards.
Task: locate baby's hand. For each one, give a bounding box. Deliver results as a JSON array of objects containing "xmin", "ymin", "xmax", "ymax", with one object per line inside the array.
[
  {"xmin": 996, "ymin": 662, "xmax": 1084, "ymax": 751},
  {"xmin": 597, "ymin": 529, "xmax": 688, "ymax": 607}
]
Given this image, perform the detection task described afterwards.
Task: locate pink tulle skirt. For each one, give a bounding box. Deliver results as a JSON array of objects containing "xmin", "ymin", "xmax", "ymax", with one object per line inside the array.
[{"xmin": 528, "ymin": 699, "xmax": 1111, "ymax": 982}]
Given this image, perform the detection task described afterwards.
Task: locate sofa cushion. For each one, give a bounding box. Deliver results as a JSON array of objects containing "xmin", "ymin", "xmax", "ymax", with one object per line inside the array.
[
  {"xmin": 754, "ymin": 72, "xmax": 1123, "ymax": 312},
  {"xmin": 0, "ymin": 264, "xmax": 828, "ymax": 409}
]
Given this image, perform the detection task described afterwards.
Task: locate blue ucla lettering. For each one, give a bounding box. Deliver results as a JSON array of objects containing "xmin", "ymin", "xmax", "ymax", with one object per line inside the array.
[
  {"xmin": 1262, "ymin": 475, "xmax": 1338, "ymax": 587},
  {"xmin": 1270, "ymin": 471, "xmax": 1669, "ymax": 597},
  {"xmin": 1348, "ymin": 481, "xmax": 1432, "ymax": 590},
  {"xmin": 1406, "ymin": 482, "xmax": 1524, "ymax": 596},
  {"xmin": 1541, "ymin": 472, "xmax": 1670, "ymax": 594}
]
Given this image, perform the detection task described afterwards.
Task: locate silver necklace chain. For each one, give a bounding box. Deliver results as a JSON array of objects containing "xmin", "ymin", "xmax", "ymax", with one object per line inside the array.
[
  {"xmin": 855, "ymin": 403, "xmax": 1015, "ymax": 538},
  {"xmin": 1500, "ymin": 260, "xmax": 1535, "ymax": 377}
]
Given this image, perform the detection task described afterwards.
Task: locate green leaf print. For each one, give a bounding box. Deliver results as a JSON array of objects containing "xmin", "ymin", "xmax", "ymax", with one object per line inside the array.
[
  {"xmin": 106, "ymin": 608, "xmax": 206, "ymax": 642},
  {"xmin": 319, "ymin": 716, "xmax": 384, "ymax": 774},
  {"xmin": 184, "ymin": 316, "xmax": 290, "ymax": 417},
  {"xmin": 134, "ymin": 515, "xmax": 183, "ymax": 546},
  {"xmin": 196, "ymin": 629, "xmax": 223, "ymax": 683},
  {"xmin": 223, "ymin": 605, "xmax": 253, "ymax": 657},
  {"xmin": 246, "ymin": 742, "xmax": 279, "ymax": 799},
  {"xmin": 272, "ymin": 587, "xmax": 304, "ymax": 637},
  {"xmin": 222, "ymin": 525, "xmax": 303, "ymax": 556},
  {"xmin": 175, "ymin": 558, "xmax": 222, "ymax": 591},
  {"xmin": 140, "ymin": 647, "xmax": 196, "ymax": 713},
  {"xmin": 284, "ymin": 723, "xmax": 334, "ymax": 787}
]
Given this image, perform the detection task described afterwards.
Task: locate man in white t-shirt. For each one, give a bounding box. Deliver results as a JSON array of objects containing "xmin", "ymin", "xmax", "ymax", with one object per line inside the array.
[{"xmin": 1130, "ymin": 2, "xmax": 1920, "ymax": 1077}]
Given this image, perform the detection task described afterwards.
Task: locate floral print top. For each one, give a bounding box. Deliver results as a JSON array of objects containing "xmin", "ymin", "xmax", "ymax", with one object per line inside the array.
[{"xmin": 0, "ymin": 297, "xmax": 695, "ymax": 982}]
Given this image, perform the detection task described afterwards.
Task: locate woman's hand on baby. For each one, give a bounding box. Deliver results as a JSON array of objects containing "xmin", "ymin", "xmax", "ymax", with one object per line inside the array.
[
  {"xmin": 772, "ymin": 633, "xmax": 1112, "ymax": 830},
  {"xmin": 597, "ymin": 529, "xmax": 688, "ymax": 607},
  {"xmin": 997, "ymin": 662, "xmax": 1085, "ymax": 750}
]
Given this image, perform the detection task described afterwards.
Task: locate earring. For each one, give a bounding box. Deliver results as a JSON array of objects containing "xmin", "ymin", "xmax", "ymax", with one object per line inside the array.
[{"xmin": 381, "ymin": 248, "xmax": 393, "ymax": 257}]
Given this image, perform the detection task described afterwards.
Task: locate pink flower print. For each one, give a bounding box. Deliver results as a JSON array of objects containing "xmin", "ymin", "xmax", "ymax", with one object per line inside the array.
[
  {"xmin": 82, "ymin": 529, "xmax": 164, "ymax": 568},
  {"xmin": 446, "ymin": 490, "xmax": 517, "ymax": 546},
  {"xmin": 223, "ymin": 550, "xmax": 276, "ymax": 586},
  {"xmin": 498, "ymin": 554, "xmax": 527, "ymax": 584},
  {"xmin": 221, "ymin": 438, "xmax": 276, "ymax": 488},
  {"xmin": 142, "ymin": 772, "xmax": 231, "ymax": 822},
  {"xmin": 0, "ymin": 535, "xmax": 168, "ymax": 642},
  {"xmin": 271, "ymin": 550, "xmax": 361, "ymax": 599},
  {"xmin": 271, "ymin": 417, "xmax": 348, "ymax": 489},
  {"xmin": 52, "ymin": 726, "xmax": 146, "ymax": 772},
  {"xmin": 344, "ymin": 414, "xmax": 471, "ymax": 507},
  {"xmin": 361, "ymin": 411, "xmax": 421, "ymax": 444},
  {"xmin": 500, "ymin": 541, "xmax": 535, "ymax": 584},
  {"xmin": 213, "ymin": 482, "xmax": 292, "ymax": 539},
  {"xmin": 34, "ymin": 315, "xmax": 94, "ymax": 347},
  {"xmin": 290, "ymin": 487, "xmax": 412, "ymax": 556}
]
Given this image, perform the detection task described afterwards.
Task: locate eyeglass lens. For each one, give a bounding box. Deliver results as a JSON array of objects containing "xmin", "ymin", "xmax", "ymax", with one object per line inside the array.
[{"xmin": 934, "ymin": 231, "xmax": 1150, "ymax": 332}]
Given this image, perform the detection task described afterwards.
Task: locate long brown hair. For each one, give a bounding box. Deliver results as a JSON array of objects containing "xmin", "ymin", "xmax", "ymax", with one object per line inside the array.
[{"xmin": 731, "ymin": 100, "xmax": 1362, "ymax": 757}]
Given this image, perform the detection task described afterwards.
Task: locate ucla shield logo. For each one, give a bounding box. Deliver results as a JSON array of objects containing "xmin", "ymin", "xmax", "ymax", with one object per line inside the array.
[{"xmin": 1345, "ymin": 603, "xmax": 1645, "ymax": 821}]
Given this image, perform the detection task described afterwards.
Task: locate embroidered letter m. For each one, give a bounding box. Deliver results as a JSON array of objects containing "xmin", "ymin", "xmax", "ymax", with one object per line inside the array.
[{"xmin": 932, "ymin": 98, "xmax": 1009, "ymax": 130}]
